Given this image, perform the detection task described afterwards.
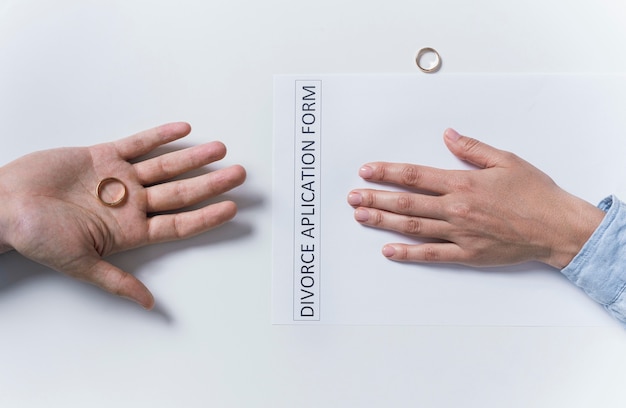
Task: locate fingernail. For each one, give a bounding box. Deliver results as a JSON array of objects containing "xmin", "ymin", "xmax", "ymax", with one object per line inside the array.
[
  {"xmin": 382, "ymin": 245, "xmax": 396, "ymax": 257},
  {"xmin": 354, "ymin": 208, "xmax": 369, "ymax": 222},
  {"xmin": 444, "ymin": 128, "xmax": 461, "ymax": 141},
  {"xmin": 359, "ymin": 165, "xmax": 373, "ymax": 179},
  {"xmin": 347, "ymin": 192, "xmax": 362, "ymax": 206}
]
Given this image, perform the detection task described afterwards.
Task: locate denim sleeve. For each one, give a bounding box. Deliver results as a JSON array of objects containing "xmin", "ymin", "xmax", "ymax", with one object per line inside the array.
[{"xmin": 561, "ymin": 195, "xmax": 626, "ymax": 325}]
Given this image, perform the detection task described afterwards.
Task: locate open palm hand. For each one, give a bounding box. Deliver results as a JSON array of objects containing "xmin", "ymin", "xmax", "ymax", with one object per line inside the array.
[{"xmin": 0, "ymin": 122, "xmax": 246, "ymax": 309}]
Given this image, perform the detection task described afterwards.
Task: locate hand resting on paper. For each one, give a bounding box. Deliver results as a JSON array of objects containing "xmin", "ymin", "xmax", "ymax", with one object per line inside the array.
[
  {"xmin": 347, "ymin": 128, "xmax": 605, "ymax": 269},
  {"xmin": 0, "ymin": 122, "xmax": 246, "ymax": 309}
]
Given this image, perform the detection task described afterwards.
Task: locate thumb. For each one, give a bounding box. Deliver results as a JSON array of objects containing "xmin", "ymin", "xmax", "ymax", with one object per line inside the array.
[
  {"xmin": 86, "ymin": 260, "xmax": 155, "ymax": 310},
  {"xmin": 443, "ymin": 128, "xmax": 503, "ymax": 169}
]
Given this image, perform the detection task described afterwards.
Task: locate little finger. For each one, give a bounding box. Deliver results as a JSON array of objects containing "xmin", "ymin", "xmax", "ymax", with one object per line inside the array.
[{"xmin": 381, "ymin": 242, "xmax": 466, "ymax": 264}]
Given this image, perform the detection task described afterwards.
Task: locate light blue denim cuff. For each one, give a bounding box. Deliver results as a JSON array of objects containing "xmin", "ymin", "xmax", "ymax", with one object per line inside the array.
[{"xmin": 561, "ymin": 195, "xmax": 626, "ymax": 325}]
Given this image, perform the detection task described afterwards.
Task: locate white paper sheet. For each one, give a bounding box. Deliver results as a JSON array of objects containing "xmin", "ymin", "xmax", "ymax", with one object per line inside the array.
[{"xmin": 272, "ymin": 74, "xmax": 626, "ymax": 325}]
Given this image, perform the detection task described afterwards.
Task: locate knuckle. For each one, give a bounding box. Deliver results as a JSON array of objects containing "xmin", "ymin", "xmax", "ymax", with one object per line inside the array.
[
  {"xmin": 173, "ymin": 215, "xmax": 186, "ymax": 239},
  {"xmin": 396, "ymin": 194, "xmax": 414, "ymax": 212},
  {"xmin": 422, "ymin": 246, "xmax": 440, "ymax": 262},
  {"xmin": 362, "ymin": 191, "xmax": 376, "ymax": 207},
  {"xmin": 156, "ymin": 156, "xmax": 174, "ymax": 178},
  {"xmin": 403, "ymin": 217, "xmax": 422, "ymax": 235},
  {"xmin": 447, "ymin": 174, "xmax": 472, "ymax": 193},
  {"xmin": 207, "ymin": 170, "xmax": 227, "ymax": 191},
  {"xmin": 400, "ymin": 166, "xmax": 421, "ymax": 186},
  {"xmin": 394, "ymin": 245, "xmax": 409, "ymax": 260},
  {"xmin": 366, "ymin": 163, "xmax": 388, "ymax": 181},
  {"xmin": 461, "ymin": 136, "xmax": 482, "ymax": 154},
  {"xmin": 129, "ymin": 138, "xmax": 148, "ymax": 155},
  {"xmin": 173, "ymin": 182, "xmax": 191, "ymax": 204},
  {"xmin": 499, "ymin": 150, "xmax": 519, "ymax": 163},
  {"xmin": 376, "ymin": 163, "xmax": 387, "ymax": 180},
  {"xmin": 174, "ymin": 180, "xmax": 187, "ymax": 196},
  {"xmin": 447, "ymin": 202, "xmax": 471, "ymax": 219},
  {"xmin": 113, "ymin": 276, "xmax": 129, "ymax": 297},
  {"xmin": 369, "ymin": 210, "xmax": 384, "ymax": 226}
]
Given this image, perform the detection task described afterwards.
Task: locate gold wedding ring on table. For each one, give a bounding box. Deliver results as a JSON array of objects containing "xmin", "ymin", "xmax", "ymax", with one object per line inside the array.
[
  {"xmin": 96, "ymin": 177, "xmax": 128, "ymax": 207},
  {"xmin": 415, "ymin": 47, "xmax": 442, "ymax": 73}
]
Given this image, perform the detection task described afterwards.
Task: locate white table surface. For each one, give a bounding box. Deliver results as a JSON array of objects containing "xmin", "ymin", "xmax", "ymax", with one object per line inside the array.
[{"xmin": 1, "ymin": 1, "xmax": 625, "ymax": 407}]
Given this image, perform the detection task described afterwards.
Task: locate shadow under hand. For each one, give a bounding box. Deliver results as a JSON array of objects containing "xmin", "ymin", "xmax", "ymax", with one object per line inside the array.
[
  {"xmin": 0, "ymin": 218, "xmax": 254, "ymax": 323},
  {"xmin": 0, "ymin": 251, "xmax": 51, "ymax": 291},
  {"xmin": 423, "ymin": 259, "xmax": 560, "ymax": 279}
]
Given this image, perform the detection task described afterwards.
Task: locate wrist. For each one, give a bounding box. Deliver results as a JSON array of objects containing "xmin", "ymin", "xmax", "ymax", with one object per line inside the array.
[{"xmin": 543, "ymin": 192, "xmax": 605, "ymax": 269}]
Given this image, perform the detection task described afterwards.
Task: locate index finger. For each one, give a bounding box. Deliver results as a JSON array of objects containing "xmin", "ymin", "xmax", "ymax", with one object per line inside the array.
[
  {"xmin": 359, "ymin": 162, "xmax": 455, "ymax": 194},
  {"xmin": 113, "ymin": 122, "xmax": 192, "ymax": 160}
]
